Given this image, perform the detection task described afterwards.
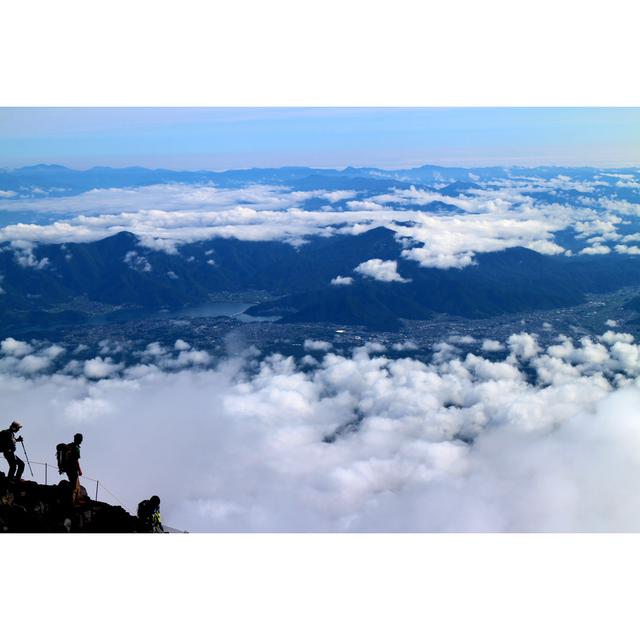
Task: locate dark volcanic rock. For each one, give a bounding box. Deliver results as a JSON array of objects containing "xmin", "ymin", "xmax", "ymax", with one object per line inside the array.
[{"xmin": 0, "ymin": 472, "xmax": 141, "ymax": 533}]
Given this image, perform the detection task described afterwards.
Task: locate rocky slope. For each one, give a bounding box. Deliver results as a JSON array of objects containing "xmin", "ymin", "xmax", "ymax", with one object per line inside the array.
[{"xmin": 0, "ymin": 472, "xmax": 145, "ymax": 533}]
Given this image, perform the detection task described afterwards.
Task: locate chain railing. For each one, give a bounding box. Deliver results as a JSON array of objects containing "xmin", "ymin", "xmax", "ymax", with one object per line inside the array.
[{"xmin": 10, "ymin": 459, "xmax": 186, "ymax": 532}]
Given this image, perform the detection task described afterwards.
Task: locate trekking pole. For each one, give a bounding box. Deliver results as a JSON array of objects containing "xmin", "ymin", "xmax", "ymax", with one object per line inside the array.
[{"xmin": 20, "ymin": 440, "xmax": 34, "ymax": 477}]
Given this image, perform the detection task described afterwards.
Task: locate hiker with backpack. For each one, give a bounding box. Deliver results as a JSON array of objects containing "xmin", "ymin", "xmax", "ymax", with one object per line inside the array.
[
  {"xmin": 137, "ymin": 495, "xmax": 164, "ymax": 533},
  {"xmin": 56, "ymin": 433, "xmax": 84, "ymax": 505},
  {"xmin": 0, "ymin": 421, "xmax": 26, "ymax": 481}
]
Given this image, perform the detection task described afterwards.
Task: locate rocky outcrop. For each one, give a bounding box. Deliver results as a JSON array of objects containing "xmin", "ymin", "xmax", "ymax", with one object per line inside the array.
[{"xmin": 0, "ymin": 472, "xmax": 140, "ymax": 533}]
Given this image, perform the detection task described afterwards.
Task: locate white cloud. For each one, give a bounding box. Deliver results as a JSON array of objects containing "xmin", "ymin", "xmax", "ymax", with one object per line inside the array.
[
  {"xmin": 304, "ymin": 339, "xmax": 333, "ymax": 352},
  {"xmin": 41, "ymin": 344, "xmax": 65, "ymax": 360},
  {"xmin": 0, "ymin": 179, "xmax": 638, "ymax": 278},
  {"xmin": 391, "ymin": 341, "xmax": 418, "ymax": 352},
  {"xmin": 615, "ymin": 244, "xmax": 640, "ymax": 255},
  {"xmin": 0, "ymin": 183, "xmax": 336, "ymax": 216},
  {"xmin": 124, "ymin": 250, "xmax": 152, "ymax": 272},
  {"xmin": 481, "ymin": 339, "xmax": 503, "ymax": 352},
  {"xmin": 354, "ymin": 259, "xmax": 410, "ymax": 283},
  {"xmin": 508, "ymin": 333, "xmax": 540, "ymax": 361},
  {"xmin": 0, "ymin": 177, "xmax": 634, "ymax": 276},
  {"xmin": 1, "ymin": 338, "xmax": 33, "ymax": 357},
  {"xmin": 580, "ymin": 244, "xmax": 611, "ymax": 255},
  {"xmin": 3, "ymin": 330, "xmax": 640, "ymax": 531},
  {"xmin": 83, "ymin": 357, "xmax": 124, "ymax": 379},
  {"xmin": 174, "ymin": 349, "xmax": 212, "ymax": 368},
  {"xmin": 600, "ymin": 331, "xmax": 635, "ymax": 345},
  {"xmin": 449, "ymin": 335, "xmax": 476, "ymax": 345},
  {"xmin": 17, "ymin": 354, "xmax": 52, "ymax": 374},
  {"xmin": 330, "ymin": 275, "xmax": 353, "ymax": 286},
  {"xmin": 10, "ymin": 240, "xmax": 50, "ymax": 269}
]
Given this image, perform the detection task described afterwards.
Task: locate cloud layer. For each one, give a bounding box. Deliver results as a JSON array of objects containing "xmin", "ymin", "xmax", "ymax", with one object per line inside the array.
[
  {"xmin": 2, "ymin": 175, "xmax": 640, "ymax": 269},
  {"xmin": 3, "ymin": 329, "xmax": 640, "ymax": 532}
]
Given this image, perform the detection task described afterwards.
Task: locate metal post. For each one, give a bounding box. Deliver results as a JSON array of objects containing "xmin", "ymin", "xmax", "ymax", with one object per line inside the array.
[
  {"xmin": 45, "ymin": 462, "xmax": 48, "ymax": 485},
  {"xmin": 95, "ymin": 480, "xmax": 99, "ymax": 501}
]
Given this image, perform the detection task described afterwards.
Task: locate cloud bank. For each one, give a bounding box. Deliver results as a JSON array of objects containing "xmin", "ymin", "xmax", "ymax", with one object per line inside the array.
[
  {"xmin": 3, "ymin": 175, "xmax": 640, "ymax": 270},
  {"xmin": 3, "ymin": 330, "xmax": 640, "ymax": 532}
]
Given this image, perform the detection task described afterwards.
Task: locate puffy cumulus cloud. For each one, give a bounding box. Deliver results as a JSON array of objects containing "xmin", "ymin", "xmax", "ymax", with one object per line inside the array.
[
  {"xmin": 123, "ymin": 250, "xmax": 152, "ymax": 272},
  {"xmin": 580, "ymin": 244, "xmax": 611, "ymax": 255},
  {"xmin": 599, "ymin": 197, "xmax": 640, "ymax": 218},
  {"xmin": 83, "ymin": 357, "xmax": 124, "ymax": 380},
  {"xmin": 0, "ymin": 341, "xmax": 65, "ymax": 377},
  {"xmin": 10, "ymin": 240, "xmax": 49, "ymax": 269},
  {"xmin": 394, "ymin": 212, "xmax": 566, "ymax": 269},
  {"xmin": 4, "ymin": 330, "xmax": 640, "ymax": 532},
  {"xmin": 330, "ymin": 275, "xmax": 353, "ymax": 286},
  {"xmin": 354, "ymin": 259, "xmax": 410, "ymax": 283},
  {"xmin": 600, "ymin": 331, "xmax": 634, "ymax": 345},
  {"xmin": 481, "ymin": 339, "xmax": 503, "ymax": 352},
  {"xmin": 172, "ymin": 349, "xmax": 212, "ymax": 368},
  {"xmin": 507, "ymin": 333, "xmax": 541, "ymax": 361},
  {"xmin": 17, "ymin": 354, "xmax": 53, "ymax": 375},
  {"xmin": 41, "ymin": 344, "xmax": 65, "ymax": 359},
  {"xmin": 1, "ymin": 338, "xmax": 33, "ymax": 357},
  {"xmin": 2, "ymin": 177, "xmax": 637, "ymax": 272},
  {"xmin": 574, "ymin": 217, "xmax": 621, "ymax": 240},
  {"xmin": 615, "ymin": 244, "xmax": 640, "ymax": 255},
  {"xmin": 304, "ymin": 339, "xmax": 333, "ymax": 352}
]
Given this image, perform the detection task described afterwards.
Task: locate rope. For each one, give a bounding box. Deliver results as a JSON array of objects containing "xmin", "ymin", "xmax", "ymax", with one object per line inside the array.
[
  {"xmin": 5, "ymin": 457, "xmax": 186, "ymax": 532},
  {"xmin": 17, "ymin": 459, "xmax": 132, "ymax": 511}
]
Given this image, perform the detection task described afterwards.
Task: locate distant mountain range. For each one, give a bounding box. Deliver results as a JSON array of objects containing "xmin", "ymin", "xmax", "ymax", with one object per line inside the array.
[
  {"xmin": 1, "ymin": 163, "xmax": 636, "ymax": 196},
  {"xmin": 2, "ymin": 227, "xmax": 640, "ymax": 332}
]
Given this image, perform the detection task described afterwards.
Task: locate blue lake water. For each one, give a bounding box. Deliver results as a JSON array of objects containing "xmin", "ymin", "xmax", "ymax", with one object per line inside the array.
[
  {"xmin": 158, "ymin": 301, "xmax": 278, "ymax": 322},
  {"xmin": 103, "ymin": 301, "xmax": 280, "ymax": 324}
]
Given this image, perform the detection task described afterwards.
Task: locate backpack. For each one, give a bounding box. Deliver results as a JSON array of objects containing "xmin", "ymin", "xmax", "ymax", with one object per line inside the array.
[
  {"xmin": 56, "ymin": 442, "xmax": 70, "ymax": 474},
  {"xmin": 0, "ymin": 429, "xmax": 11, "ymax": 452},
  {"xmin": 137, "ymin": 500, "xmax": 152, "ymax": 529}
]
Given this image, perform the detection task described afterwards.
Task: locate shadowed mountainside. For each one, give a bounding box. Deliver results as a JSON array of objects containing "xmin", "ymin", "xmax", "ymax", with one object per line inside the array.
[{"xmin": 3, "ymin": 227, "xmax": 640, "ymax": 332}]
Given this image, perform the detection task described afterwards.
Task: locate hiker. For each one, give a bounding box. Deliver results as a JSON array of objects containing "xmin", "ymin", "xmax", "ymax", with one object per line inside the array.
[
  {"xmin": 137, "ymin": 495, "xmax": 164, "ymax": 533},
  {"xmin": 57, "ymin": 433, "xmax": 83, "ymax": 504},
  {"xmin": 0, "ymin": 421, "xmax": 26, "ymax": 481}
]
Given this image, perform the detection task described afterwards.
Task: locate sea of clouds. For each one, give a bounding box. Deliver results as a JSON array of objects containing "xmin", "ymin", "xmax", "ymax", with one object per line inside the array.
[
  {"xmin": 3, "ymin": 329, "xmax": 640, "ymax": 532},
  {"xmin": 2, "ymin": 174, "xmax": 640, "ymax": 269}
]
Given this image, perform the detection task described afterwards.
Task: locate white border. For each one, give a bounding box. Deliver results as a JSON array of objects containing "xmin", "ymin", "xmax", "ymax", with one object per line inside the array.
[
  {"xmin": 1, "ymin": 0, "xmax": 639, "ymax": 106},
  {"xmin": 3, "ymin": 1, "xmax": 640, "ymax": 638}
]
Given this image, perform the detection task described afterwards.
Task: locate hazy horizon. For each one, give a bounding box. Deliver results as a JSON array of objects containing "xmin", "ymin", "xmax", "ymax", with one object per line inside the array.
[{"xmin": 2, "ymin": 107, "xmax": 639, "ymax": 170}]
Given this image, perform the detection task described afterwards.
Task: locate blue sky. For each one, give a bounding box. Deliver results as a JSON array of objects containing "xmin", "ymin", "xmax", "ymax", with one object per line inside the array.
[{"xmin": 1, "ymin": 107, "xmax": 639, "ymax": 170}]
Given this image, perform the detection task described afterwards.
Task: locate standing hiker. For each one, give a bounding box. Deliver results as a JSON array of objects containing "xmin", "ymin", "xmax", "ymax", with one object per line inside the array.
[
  {"xmin": 57, "ymin": 433, "xmax": 83, "ymax": 504},
  {"xmin": 0, "ymin": 421, "xmax": 26, "ymax": 481}
]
